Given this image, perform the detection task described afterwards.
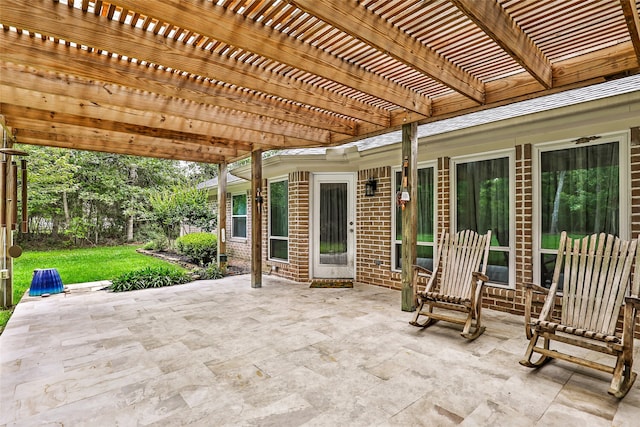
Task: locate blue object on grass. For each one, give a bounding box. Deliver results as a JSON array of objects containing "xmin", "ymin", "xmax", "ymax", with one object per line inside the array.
[{"xmin": 29, "ymin": 268, "xmax": 64, "ymax": 296}]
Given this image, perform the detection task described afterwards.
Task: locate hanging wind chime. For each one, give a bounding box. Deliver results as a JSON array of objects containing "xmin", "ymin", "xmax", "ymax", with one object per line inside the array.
[
  {"xmin": 0, "ymin": 144, "xmax": 29, "ymax": 259},
  {"xmin": 397, "ymin": 157, "xmax": 410, "ymax": 210}
]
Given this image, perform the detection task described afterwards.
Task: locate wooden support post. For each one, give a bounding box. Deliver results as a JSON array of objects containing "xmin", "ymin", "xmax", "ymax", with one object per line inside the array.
[
  {"xmin": 217, "ymin": 162, "xmax": 227, "ymax": 268},
  {"xmin": 401, "ymin": 122, "xmax": 418, "ymax": 311},
  {"xmin": 251, "ymin": 150, "xmax": 263, "ymax": 288},
  {"xmin": 0, "ymin": 115, "xmax": 13, "ymax": 308}
]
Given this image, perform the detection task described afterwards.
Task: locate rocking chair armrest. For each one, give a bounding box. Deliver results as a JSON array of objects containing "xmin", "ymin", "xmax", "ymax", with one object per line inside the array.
[
  {"xmin": 472, "ymin": 272, "xmax": 489, "ymax": 283},
  {"xmin": 522, "ymin": 282, "xmax": 554, "ymax": 340},
  {"xmin": 523, "ymin": 282, "xmax": 550, "ymax": 295},
  {"xmin": 413, "ymin": 264, "xmax": 433, "ymax": 276},
  {"xmin": 624, "ymin": 295, "xmax": 640, "ymax": 308}
]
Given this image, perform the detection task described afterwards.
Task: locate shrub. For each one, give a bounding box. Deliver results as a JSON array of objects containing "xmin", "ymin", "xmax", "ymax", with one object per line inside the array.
[
  {"xmin": 109, "ymin": 266, "xmax": 191, "ymax": 292},
  {"xmin": 175, "ymin": 232, "xmax": 217, "ymax": 266},
  {"xmin": 194, "ymin": 262, "xmax": 226, "ymax": 280},
  {"xmin": 142, "ymin": 237, "xmax": 167, "ymax": 251},
  {"xmin": 143, "ymin": 234, "xmax": 170, "ymax": 251}
]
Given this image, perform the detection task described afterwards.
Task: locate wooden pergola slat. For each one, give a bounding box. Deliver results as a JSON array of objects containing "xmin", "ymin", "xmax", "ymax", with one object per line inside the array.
[
  {"xmin": 292, "ymin": 0, "xmax": 485, "ymax": 104},
  {"xmin": 0, "ymin": 0, "xmax": 636, "ymax": 161}
]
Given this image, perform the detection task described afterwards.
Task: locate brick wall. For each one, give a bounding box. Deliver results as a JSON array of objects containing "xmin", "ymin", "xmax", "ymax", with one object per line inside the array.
[
  {"xmin": 356, "ymin": 167, "xmax": 395, "ymax": 288},
  {"xmin": 630, "ymin": 127, "xmax": 640, "ymax": 337},
  {"xmin": 631, "ymin": 127, "xmax": 640, "ymax": 241},
  {"xmin": 253, "ymin": 127, "xmax": 640, "ymax": 335},
  {"xmin": 352, "ymin": 137, "xmax": 640, "ymax": 336}
]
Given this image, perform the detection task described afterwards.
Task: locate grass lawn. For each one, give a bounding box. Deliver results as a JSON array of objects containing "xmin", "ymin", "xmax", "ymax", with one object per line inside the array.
[{"xmin": 1, "ymin": 245, "xmax": 186, "ymax": 332}]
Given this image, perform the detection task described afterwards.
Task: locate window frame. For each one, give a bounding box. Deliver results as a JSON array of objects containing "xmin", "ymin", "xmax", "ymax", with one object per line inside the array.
[
  {"xmin": 391, "ymin": 161, "xmax": 438, "ymax": 272},
  {"xmin": 231, "ymin": 192, "xmax": 248, "ymax": 239},
  {"xmin": 532, "ymin": 131, "xmax": 630, "ymax": 285},
  {"xmin": 451, "ymin": 149, "xmax": 516, "ymax": 289},
  {"xmin": 268, "ymin": 176, "xmax": 289, "ymax": 263}
]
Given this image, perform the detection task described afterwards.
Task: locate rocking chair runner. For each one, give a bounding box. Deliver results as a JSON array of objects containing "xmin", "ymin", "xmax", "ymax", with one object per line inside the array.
[
  {"xmin": 520, "ymin": 232, "xmax": 640, "ymax": 398},
  {"xmin": 410, "ymin": 229, "xmax": 492, "ymax": 340}
]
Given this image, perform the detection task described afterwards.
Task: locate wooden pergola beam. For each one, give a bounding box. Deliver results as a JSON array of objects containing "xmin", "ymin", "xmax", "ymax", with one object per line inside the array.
[
  {"xmin": 9, "ymin": 120, "xmax": 226, "ymax": 164},
  {"xmin": 0, "ymin": 86, "xmax": 252, "ymax": 152},
  {"xmin": 292, "ymin": 0, "xmax": 484, "ymax": 104},
  {"xmin": 0, "ymin": 30, "xmax": 368, "ymax": 134},
  {"xmin": 620, "ymin": 0, "xmax": 640, "ymax": 62},
  {"xmin": 111, "ymin": 0, "xmax": 432, "ymax": 116},
  {"xmin": 0, "ymin": 64, "xmax": 327, "ymax": 147},
  {"xmin": 430, "ymin": 41, "xmax": 640, "ymax": 119},
  {"xmin": 451, "ymin": 0, "xmax": 552, "ymax": 89},
  {"xmin": 0, "ymin": 104, "xmax": 244, "ymax": 158},
  {"xmin": 0, "ymin": 1, "xmax": 396, "ymax": 127}
]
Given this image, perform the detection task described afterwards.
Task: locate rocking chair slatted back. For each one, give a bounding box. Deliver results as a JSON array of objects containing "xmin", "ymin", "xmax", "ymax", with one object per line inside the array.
[
  {"xmin": 557, "ymin": 232, "xmax": 637, "ymax": 336},
  {"xmin": 410, "ymin": 229, "xmax": 492, "ymax": 340},
  {"xmin": 520, "ymin": 231, "xmax": 640, "ymax": 398},
  {"xmin": 439, "ymin": 229, "xmax": 491, "ymax": 299}
]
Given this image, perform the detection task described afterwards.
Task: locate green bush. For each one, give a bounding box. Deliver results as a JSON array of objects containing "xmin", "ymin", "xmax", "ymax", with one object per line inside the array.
[
  {"xmin": 109, "ymin": 266, "xmax": 191, "ymax": 292},
  {"xmin": 143, "ymin": 233, "xmax": 170, "ymax": 251},
  {"xmin": 194, "ymin": 262, "xmax": 226, "ymax": 280},
  {"xmin": 175, "ymin": 232, "xmax": 217, "ymax": 266}
]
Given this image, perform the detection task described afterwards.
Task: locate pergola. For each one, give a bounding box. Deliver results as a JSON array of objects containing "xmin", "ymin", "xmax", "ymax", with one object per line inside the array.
[{"xmin": 0, "ymin": 1, "xmax": 639, "ymax": 296}]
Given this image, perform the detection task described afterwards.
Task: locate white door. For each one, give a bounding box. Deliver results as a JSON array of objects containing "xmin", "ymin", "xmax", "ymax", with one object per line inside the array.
[{"xmin": 312, "ymin": 173, "xmax": 355, "ymax": 278}]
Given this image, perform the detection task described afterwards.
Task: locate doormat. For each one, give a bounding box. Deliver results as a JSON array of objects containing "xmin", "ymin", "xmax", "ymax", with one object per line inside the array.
[{"xmin": 310, "ymin": 281, "xmax": 353, "ymax": 288}]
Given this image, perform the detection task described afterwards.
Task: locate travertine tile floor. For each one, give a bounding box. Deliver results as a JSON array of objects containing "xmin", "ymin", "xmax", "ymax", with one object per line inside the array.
[{"xmin": 1, "ymin": 275, "xmax": 640, "ymax": 426}]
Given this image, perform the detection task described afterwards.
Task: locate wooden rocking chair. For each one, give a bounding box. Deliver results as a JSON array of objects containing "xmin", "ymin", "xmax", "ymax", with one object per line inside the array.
[
  {"xmin": 409, "ymin": 229, "xmax": 492, "ymax": 340},
  {"xmin": 520, "ymin": 232, "xmax": 639, "ymax": 398}
]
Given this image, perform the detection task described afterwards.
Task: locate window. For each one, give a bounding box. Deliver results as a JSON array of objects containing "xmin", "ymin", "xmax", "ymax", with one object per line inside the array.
[
  {"xmin": 453, "ymin": 152, "xmax": 514, "ymax": 287},
  {"xmin": 231, "ymin": 194, "xmax": 247, "ymax": 238},
  {"xmin": 269, "ymin": 179, "xmax": 289, "ymax": 261},
  {"xmin": 535, "ymin": 135, "xmax": 627, "ymax": 287},
  {"xmin": 393, "ymin": 164, "xmax": 436, "ymax": 270}
]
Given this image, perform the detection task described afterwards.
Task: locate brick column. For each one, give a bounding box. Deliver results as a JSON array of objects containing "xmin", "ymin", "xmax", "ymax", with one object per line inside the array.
[
  {"xmin": 437, "ymin": 157, "xmax": 450, "ymax": 235},
  {"xmin": 515, "ymin": 144, "xmax": 533, "ymax": 288},
  {"xmin": 356, "ymin": 167, "xmax": 393, "ymax": 288},
  {"xmin": 286, "ymin": 171, "xmax": 310, "ymax": 282}
]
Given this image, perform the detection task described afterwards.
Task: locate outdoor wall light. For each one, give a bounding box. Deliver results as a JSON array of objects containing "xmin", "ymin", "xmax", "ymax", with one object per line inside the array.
[{"xmin": 365, "ymin": 177, "xmax": 377, "ymax": 197}]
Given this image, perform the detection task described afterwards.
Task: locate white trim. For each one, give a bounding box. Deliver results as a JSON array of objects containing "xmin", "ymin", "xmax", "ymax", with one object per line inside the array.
[
  {"xmin": 230, "ymin": 193, "xmax": 248, "ymax": 239},
  {"xmin": 310, "ymin": 172, "xmax": 356, "ymax": 279},
  {"xmin": 267, "ymin": 176, "xmax": 290, "ymax": 263},
  {"xmin": 390, "ymin": 161, "xmax": 438, "ymax": 272},
  {"xmin": 531, "ymin": 131, "xmax": 630, "ymax": 285},
  {"xmin": 451, "ymin": 149, "xmax": 516, "ymax": 289}
]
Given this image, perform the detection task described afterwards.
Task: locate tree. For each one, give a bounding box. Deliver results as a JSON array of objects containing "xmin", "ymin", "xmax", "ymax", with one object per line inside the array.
[
  {"xmin": 16, "ymin": 144, "xmax": 197, "ymax": 247},
  {"xmin": 20, "ymin": 146, "xmax": 79, "ymax": 236},
  {"xmin": 148, "ymin": 185, "xmax": 216, "ymax": 245}
]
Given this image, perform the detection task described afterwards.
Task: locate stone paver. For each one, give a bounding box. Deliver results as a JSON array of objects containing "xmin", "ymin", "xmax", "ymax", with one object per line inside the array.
[{"xmin": 1, "ymin": 275, "xmax": 640, "ymax": 426}]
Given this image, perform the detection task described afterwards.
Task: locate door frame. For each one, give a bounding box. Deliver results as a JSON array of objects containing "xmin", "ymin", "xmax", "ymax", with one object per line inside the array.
[{"xmin": 310, "ymin": 172, "xmax": 356, "ymax": 279}]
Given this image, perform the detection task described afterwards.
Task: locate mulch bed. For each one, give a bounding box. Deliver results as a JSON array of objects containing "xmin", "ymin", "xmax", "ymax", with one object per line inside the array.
[{"xmin": 137, "ymin": 249, "xmax": 251, "ymax": 276}]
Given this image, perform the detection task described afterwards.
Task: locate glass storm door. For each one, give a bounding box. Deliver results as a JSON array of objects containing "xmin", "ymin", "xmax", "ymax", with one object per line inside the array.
[{"xmin": 313, "ymin": 173, "xmax": 355, "ymax": 278}]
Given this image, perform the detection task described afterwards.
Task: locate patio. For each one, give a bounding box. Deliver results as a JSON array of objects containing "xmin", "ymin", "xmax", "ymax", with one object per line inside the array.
[{"xmin": 1, "ymin": 276, "xmax": 639, "ymax": 426}]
